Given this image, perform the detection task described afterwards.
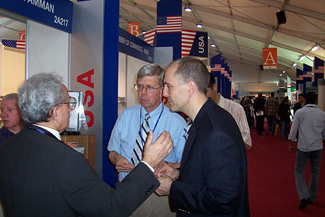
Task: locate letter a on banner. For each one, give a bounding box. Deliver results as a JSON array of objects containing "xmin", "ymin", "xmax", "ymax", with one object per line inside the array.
[
  {"xmin": 128, "ymin": 22, "xmax": 140, "ymax": 36},
  {"xmin": 263, "ymin": 48, "xmax": 277, "ymax": 69}
]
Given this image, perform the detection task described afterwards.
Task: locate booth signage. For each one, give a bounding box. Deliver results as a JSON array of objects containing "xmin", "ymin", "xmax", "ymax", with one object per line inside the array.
[
  {"xmin": 0, "ymin": 0, "xmax": 73, "ymax": 33},
  {"xmin": 119, "ymin": 28, "xmax": 154, "ymax": 63},
  {"xmin": 263, "ymin": 48, "xmax": 277, "ymax": 69}
]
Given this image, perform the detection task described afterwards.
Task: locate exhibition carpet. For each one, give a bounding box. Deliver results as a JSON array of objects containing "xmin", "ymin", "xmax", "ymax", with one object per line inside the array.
[{"xmin": 247, "ymin": 127, "xmax": 325, "ymax": 217}]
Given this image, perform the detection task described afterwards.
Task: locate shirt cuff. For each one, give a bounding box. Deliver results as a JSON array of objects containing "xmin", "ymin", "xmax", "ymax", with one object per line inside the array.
[{"xmin": 141, "ymin": 161, "xmax": 155, "ymax": 173}]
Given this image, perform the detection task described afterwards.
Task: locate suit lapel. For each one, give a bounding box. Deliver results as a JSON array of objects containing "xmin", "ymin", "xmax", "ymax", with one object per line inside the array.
[{"xmin": 180, "ymin": 123, "xmax": 196, "ymax": 171}]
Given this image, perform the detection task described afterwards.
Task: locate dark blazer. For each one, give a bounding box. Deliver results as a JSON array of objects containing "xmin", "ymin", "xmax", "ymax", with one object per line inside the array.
[
  {"xmin": 170, "ymin": 99, "xmax": 250, "ymax": 217},
  {"xmin": 0, "ymin": 126, "xmax": 159, "ymax": 217}
]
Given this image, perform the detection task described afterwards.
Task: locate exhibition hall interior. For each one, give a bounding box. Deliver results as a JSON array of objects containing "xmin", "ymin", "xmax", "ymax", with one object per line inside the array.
[{"xmin": 0, "ymin": 1, "xmax": 325, "ymax": 216}]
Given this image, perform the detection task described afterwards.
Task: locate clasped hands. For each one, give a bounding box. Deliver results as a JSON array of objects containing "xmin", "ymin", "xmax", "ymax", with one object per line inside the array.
[
  {"xmin": 114, "ymin": 131, "xmax": 179, "ymax": 196},
  {"xmin": 143, "ymin": 131, "xmax": 180, "ymax": 196}
]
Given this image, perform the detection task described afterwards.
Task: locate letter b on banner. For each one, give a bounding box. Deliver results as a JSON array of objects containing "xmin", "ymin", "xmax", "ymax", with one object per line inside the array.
[{"xmin": 128, "ymin": 22, "xmax": 140, "ymax": 36}]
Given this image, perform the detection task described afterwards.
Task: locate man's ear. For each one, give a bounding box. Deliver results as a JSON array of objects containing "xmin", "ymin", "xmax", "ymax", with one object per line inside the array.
[
  {"xmin": 49, "ymin": 106, "xmax": 59, "ymax": 120},
  {"xmin": 188, "ymin": 80, "xmax": 197, "ymax": 97},
  {"xmin": 213, "ymin": 83, "xmax": 218, "ymax": 91}
]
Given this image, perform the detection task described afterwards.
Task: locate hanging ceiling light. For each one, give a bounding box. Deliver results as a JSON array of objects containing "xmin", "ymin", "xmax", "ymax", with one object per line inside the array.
[
  {"xmin": 292, "ymin": 62, "xmax": 297, "ymax": 67},
  {"xmin": 196, "ymin": 23, "xmax": 203, "ymax": 28},
  {"xmin": 299, "ymin": 55, "xmax": 305, "ymax": 61},
  {"xmin": 184, "ymin": 6, "xmax": 192, "ymax": 12},
  {"xmin": 312, "ymin": 45, "xmax": 319, "ymax": 51}
]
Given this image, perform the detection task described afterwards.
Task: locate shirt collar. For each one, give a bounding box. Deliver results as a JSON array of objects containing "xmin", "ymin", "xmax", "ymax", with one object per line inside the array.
[
  {"xmin": 140, "ymin": 102, "xmax": 163, "ymax": 119},
  {"xmin": 217, "ymin": 93, "xmax": 226, "ymax": 108},
  {"xmin": 34, "ymin": 124, "xmax": 61, "ymax": 140}
]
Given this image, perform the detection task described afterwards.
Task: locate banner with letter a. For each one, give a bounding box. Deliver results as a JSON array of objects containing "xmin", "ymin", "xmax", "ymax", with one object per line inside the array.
[{"xmin": 263, "ymin": 48, "xmax": 277, "ymax": 69}]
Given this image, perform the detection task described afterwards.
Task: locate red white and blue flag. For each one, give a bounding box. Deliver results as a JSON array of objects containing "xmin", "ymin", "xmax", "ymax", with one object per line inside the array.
[
  {"xmin": 1, "ymin": 39, "xmax": 25, "ymax": 49},
  {"xmin": 144, "ymin": 29, "xmax": 156, "ymax": 46},
  {"xmin": 182, "ymin": 30, "xmax": 196, "ymax": 56},
  {"xmin": 157, "ymin": 15, "xmax": 182, "ymax": 34}
]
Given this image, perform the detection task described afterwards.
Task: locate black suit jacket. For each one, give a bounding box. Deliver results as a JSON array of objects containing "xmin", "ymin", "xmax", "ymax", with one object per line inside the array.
[
  {"xmin": 170, "ymin": 99, "xmax": 250, "ymax": 217},
  {"xmin": 0, "ymin": 126, "xmax": 159, "ymax": 217}
]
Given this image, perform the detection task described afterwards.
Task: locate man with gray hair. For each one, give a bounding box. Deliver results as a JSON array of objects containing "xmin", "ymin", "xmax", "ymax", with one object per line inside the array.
[
  {"xmin": 107, "ymin": 63, "xmax": 187, "ymax": 217},
  {"xmin": 0, "ymin": 93, "xmax": 24, "ymax": 144},
  {"xmin": 0, "ymin": 72, "xmax": 173, "ymax": 217}
]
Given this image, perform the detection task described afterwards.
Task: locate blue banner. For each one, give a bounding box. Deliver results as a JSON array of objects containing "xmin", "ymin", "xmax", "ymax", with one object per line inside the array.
[
  {"xmin": 303, "ymin": 64, "xmax": 313, "ymax": 94},
  {"xmin": 188, "ymin": 31, "xmax": 208, "ymax": 58},
  {"xmin": 313, "ymin": 57, "xmax": 324, "ymax": 87},
  {"xmin": 156, "ymin": 0, "xmax": 182, "ymax": 60},
  {"xmin": 0, "ymin": 0, "xmax": 73, "ymax": 32},
  {"xmin": 119, "ymin": 28, "xmax": 154, "ymax": 63}
]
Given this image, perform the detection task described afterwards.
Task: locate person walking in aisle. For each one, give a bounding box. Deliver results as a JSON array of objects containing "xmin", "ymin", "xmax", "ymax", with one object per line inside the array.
[
  {"xmin": 288, "ymin": 92, "xmax": 325, "ymax": 210},
  {"xmin": 277, "ymin": 96, "xmax": 291, "ymax": 139},
  {"xmin": 265, "ymin": 92, "xmax": 279, "ymax": 136},
  {"xmin": 253, "ymin": 93, "xmax": 266, "ymax": 135}
]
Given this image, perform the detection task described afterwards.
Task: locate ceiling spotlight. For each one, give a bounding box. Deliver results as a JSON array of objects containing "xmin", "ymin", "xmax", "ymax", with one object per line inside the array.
[
  {"xmin": 283, "ymin": 70, "xmax": 286, "ymax": 73},
  {"xmin": 196, "ymin": 23, "xmax": 203, "ymax": 28},
  {"xmin": 208, "ymin": 36, "xmax": 211, "ymax": 39},
  {"xmin": 211, "ymin": 44, "xmax": 216, "ymax": 47},
  {"xmin": 292, "ymin": 62, "xmax": 297, "ymax": 67},
  {"xmin": 312, "ymin": 45, "xmax": 319, "ymax": 51},
  {"xmin": 299, "ymin": 55, "xmax": 305, "ymax": 61},
  {"xmin": 280, "ymin": 73, "xmax": 283, "ymax": 76},
  {"xmin": 184, "ymin": 6, "xmax": 192, "ymax": 12}
]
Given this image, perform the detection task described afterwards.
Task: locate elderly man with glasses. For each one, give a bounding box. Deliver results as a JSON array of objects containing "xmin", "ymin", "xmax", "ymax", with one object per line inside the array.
[
  {"xmin": 0, "ymin": 72, "xmax": 174, "ymax": 217},
  {"xmin": 107, "ymin": 64, "xmax": 187, "ymax": 217}
]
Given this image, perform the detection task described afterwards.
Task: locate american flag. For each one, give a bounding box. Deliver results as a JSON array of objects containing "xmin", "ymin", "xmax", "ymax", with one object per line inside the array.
[
  {"xmin": 1, "ymin": 39, "xmax": 25, "ymax": 49},
  {"xmin": 181, "ymin": 30, "xmax": 196, "ymax": 56},
  {"xmin": 144, "ymin": 29, "xmax": 156, "ymax": 46},
  {"xmin": 157, "ymin": 16, "xmax": 182, "ymax": 34}
]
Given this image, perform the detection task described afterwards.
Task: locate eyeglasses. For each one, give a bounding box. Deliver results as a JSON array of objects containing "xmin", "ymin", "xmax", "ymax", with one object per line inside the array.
[
  {"xmin": 134, "ymin": 84, "xmax": 161, "ymax": 93},
  {"xmin": 59, "ymin": 97, "xmax": 77, "ymax": 110}
]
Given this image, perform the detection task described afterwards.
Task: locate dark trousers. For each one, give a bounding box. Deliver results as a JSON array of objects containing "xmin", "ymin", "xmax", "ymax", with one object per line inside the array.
[{"xmin": 256, "ymin": 115, "xmax": 265, "ymax": 135}]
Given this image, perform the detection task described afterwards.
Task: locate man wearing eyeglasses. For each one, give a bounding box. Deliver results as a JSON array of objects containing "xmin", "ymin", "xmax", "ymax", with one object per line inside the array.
[
  {"xmin": 0, "ymin": 72, "xmax": 174, "ymax": 217},
  {"xmin": 107, "ymin": 64, "xmax": 187, "ymax": 217}
]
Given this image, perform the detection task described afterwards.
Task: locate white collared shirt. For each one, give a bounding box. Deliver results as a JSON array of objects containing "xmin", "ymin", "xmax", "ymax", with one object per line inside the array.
[
  {"xmin": 34, "ymin": 124, "xmax": 61, "ymax": 141},
  {"xmin": 289, "ymin": 104, "xmax": 325, "ymax": 152}
]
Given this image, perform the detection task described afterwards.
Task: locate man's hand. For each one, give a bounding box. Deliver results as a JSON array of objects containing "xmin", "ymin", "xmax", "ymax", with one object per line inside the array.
[
  {"xmin": 289, "ymin": 141, "xmax": 295, "ymax": 153},
  {"xmin": 142, "ymin": 130, "xmax": 173, "ymax": 169},
  {"xmin": 155, "ymin": 161, "xmax": 180, "ymax": 181},
  {"xmin": 155, "ymin": 174, "xmax": 173, "ymax": 196},
  {"xmin": 108, "ymin": 151, "xmax": 134, "ymax": 173},
  {"xmin": 115, "ymin": 155, "xmax": 134, "ymax": 173}
]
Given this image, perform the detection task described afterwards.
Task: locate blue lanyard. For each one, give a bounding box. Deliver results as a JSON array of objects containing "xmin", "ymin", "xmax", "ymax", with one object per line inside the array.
[
  {"xmin": 28, "ymin": 125, "xmax": 58, "ymax": 140},
  {"xmin": 139, "ymin": 105, "xmax": 164, "ymax": 143}
]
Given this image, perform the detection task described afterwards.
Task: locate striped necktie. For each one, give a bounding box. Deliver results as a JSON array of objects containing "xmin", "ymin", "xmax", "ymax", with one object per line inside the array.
[{"xmin": 131, "ymin": 113, "xmax": 150, "ymax": 165}]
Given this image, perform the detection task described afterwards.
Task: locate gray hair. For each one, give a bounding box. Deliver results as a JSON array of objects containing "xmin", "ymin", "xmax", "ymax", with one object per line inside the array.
[
  {"xmin": 18, "ymin": 73, "xmax": 67, "ymax": 124},
  {"xmin": 1, "ymin": 93, "xmax": 18, "ymax": 101},
  {"xmin": 137, "ymin": 64, "xmax": 165, "ymax": 87},
  {"xmin": 167, "ymin": 57, "xmax": 210, "ymax": 94}
]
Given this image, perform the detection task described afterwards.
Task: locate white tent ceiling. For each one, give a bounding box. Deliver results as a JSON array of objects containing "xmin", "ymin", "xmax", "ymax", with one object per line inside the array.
[
  {"xmin": 119, "ymin": 0, "xmax": 325, "ymax": 84},
  {"xmin": 1, "ymin": 0, "xmax": 324, "ymax": 86}
]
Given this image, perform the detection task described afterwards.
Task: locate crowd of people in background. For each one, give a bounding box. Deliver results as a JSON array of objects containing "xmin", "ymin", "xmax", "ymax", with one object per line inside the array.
[{"xmin": 236, "ymin": 92, "xmax": 307, "ymax": 140}]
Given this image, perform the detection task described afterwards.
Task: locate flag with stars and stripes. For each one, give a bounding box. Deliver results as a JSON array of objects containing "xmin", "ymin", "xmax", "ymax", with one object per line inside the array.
[{"xmin": 1, "ymin": 39, "xmax": 25, "ymax": 49}]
